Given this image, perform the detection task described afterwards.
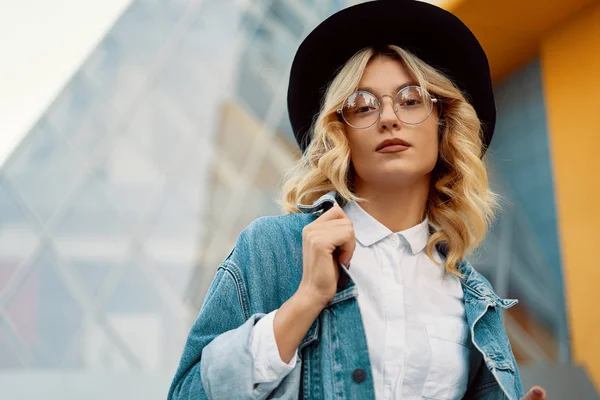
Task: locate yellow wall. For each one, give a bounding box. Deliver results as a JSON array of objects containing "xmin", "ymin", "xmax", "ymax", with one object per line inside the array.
[
  {"xmin": 541, "ymin": 1, "xmax": 600, "ymax": 388},
  {"xmin": 449, "ymin": 0, "xmax": 596, "ymax": 82}
]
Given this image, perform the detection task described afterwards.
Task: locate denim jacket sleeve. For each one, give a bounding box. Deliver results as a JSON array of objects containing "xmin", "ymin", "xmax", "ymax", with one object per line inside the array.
[
  {"xmin": 168, "ymin": 263, "xmax": 277, "ymax": 400},
  {"xmin": 169, "ymin": 216, "xmax": 307, "ymax": 399}
]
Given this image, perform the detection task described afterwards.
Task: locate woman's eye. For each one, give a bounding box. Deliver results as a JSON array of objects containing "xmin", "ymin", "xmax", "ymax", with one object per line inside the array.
[
  {"xmin": 356, "ymin": 106, "xmax": 376, "ymax": 113},
  {"xmin": 400, "ymin": 99, "xmax": 421, "ymax": 107}
]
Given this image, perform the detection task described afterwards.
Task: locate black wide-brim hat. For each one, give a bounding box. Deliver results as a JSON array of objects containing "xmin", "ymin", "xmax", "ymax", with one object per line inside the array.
[{"xmin": 287, "ymin": 0, "xmax": 495, "ymax": 153}]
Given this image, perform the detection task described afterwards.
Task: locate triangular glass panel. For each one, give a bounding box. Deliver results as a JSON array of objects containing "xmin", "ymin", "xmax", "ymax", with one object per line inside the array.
[
  {"xmin": 156, "ymin": 3, "xmax": 241, "ymax": 125},
  {"xmin": 170, "ymin": 132, "xmax": 214, "ymax": 222},
  {"xmin": 76, "ymin": 316, "xmax": 133, "ymax": 370},
  {"xmin": 156, "ymin": 56, "xmax": 215, "ymax": 127},
  {"xmin": 5, "ymin": 245, "xmax": 84, "ymax": 367},
  {"xmin": 3, "ymin": 118, "xmax": 83, "ymax": 224},
  {"xmin": 98, "ymin": 135, "xmax": 166, "ymax": 229},
  {"xmin": 110, "ymin": 1, "xmax": 176, "ymax": 67},
  {"xmin": 103, "ymin": 258, "xmax": 172, "ymax": 371},
  {"xmin": 70, "ymin": 259, "xmax": 118, "ymax": 299},
  {"xmin": 157, "ymin": 262, "xmax": 193, "ymax": 298},
  {"xmin": 143, "ymin": 190, "xmax": 201, "ymax": 271},
  {"xmin": 126, "ymin": 87, "xmax": 192, "ymax": 172},
  {"xmin": 0, "ymin": 325, "xmax": 26, "ymax": 368},
  {"xmin": 53, "ymin": 173, "xmax": 130, "ymax": 265},
  {"xmin": 105, "ymin": 257, "xmax": 167, "ymax": 315},
  {"xmin": 81, "ymin": 33, "xmax": 148, "ymax": 114},
  {"xmin": 174, "ymin": 147, "xmax": 212, "ymax": 218},
  {"xmin": 0, "ymin": 178, "xmax": 42, "ymax": 294},
  {"xmin": 267, "ymin": 1, "xmax": 305, "ymax": 38},
  {"xmin": 45, "ymin": 71, "xmax": 116, "ymax": 160}
]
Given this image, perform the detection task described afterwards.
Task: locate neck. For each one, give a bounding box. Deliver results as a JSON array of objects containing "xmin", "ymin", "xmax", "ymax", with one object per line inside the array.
[{"xmin": 353, "ymin": 177, "xmax": 430, "ymax": 233}]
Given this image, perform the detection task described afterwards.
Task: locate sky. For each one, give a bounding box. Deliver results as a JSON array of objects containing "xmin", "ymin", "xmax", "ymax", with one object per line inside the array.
[{"xmin": 0, "ymin": 0, "xmax": 133, "ymax": 167}]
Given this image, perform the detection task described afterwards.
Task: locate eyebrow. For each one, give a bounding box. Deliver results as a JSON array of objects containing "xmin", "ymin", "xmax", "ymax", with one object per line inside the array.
[{"xmin": 356, "ymin": 81, "xmax": 417, "ymax": 96}]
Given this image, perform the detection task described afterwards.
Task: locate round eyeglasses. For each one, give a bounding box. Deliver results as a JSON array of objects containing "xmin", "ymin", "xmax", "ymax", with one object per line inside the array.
[{"xmin": 337, "ymin": 85, "xmax": 439, "ymax": 129}]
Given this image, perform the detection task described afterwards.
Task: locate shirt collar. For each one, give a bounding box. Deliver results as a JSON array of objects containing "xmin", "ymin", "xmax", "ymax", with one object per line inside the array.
[{"xmin": 343, "ymin": 201, "xmax": 429, "ymax": 254}]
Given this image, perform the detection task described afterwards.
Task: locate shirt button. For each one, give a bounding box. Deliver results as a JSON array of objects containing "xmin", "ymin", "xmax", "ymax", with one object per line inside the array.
[
  {"xmin": 352, "ymin": 368, "xmax": 367, "ymax": 383},
  {"xmin": 389, "ymin": 235, "xmax": 399, "ymax": 246}
]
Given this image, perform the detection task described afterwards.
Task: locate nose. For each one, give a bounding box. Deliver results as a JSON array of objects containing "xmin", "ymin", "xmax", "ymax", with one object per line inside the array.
[{"xmin": 378, "ymin": 94, "xmax": 400, "ymax": 131}]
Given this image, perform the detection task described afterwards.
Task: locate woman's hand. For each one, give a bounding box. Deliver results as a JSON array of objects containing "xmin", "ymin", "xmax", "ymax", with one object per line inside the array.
[
  {"xmin": 273, "ymin": 204, "xmax": 356, "ymax": 364},
  {"xmin": 521, "ymin": 386, "xmax": 546, "ymax": 399},
  {"xmin": 297, "ymin": 204, "xmax": 356, "ymax": 309}
]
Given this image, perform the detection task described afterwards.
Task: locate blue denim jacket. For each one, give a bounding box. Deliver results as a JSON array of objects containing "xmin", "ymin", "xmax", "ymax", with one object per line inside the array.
[{"xmin": 168, "ymin": 192, "xmax": 524, "ymax": 400}]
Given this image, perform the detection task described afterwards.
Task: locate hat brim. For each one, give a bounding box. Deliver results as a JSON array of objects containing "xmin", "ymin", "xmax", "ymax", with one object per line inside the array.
[{"xmin": 287, "ymin": 0, "xmax": 495, "ymax": 153}]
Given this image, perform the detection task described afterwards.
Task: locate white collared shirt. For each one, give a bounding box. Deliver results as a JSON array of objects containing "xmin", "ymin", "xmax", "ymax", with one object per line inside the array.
[{"xmin": 250, "ymin": 201, "xmax": 472, "ymax": 399}]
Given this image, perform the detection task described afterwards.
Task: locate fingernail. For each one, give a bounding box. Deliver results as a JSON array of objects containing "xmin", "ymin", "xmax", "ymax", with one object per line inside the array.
[{"xmin": 533, "ymin": 388, "xmax": 543, "ymax": 397}]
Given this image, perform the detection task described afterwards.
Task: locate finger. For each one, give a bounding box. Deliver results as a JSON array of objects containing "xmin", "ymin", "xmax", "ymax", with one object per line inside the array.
[
  {"xmin": 338, "ymin": 231, "xmax": 356, "ymax": 267},
  {"xmin": 521, "ymin": 386, "xmax": 546, "ymax": 400},
  {"xmin": 315, "ymin": 203, "xmax": 348, "ymax": 222},
  {"xmin": 314, "ymin": 220, "xmax": 355, "ymax": 249},
  {"xmin": 308, "ymin": 220, "xmax": 355, "ymax": 264},
  {"xmin": 319, "ymin": 220, "xmax": 355, "ymax": 266}
]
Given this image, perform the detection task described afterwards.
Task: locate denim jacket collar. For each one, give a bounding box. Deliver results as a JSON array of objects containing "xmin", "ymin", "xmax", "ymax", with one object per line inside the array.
[{"xmin": 459, "ymin": 260, "xmax": 518, "ymax": 309}]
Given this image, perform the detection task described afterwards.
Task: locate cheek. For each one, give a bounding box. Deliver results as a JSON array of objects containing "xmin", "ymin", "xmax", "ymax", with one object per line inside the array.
[{"xmin": 346, "ymin": 129, "xmax": 371, "ymax": 164}]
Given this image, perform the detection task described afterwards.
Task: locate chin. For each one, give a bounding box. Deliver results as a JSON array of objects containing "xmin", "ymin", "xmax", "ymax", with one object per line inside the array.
[
  {"xmin": 365, "ymin": 168, "xmax": 429, "ymax": 187},
  {"xmin": 379, "ymin": 159, "xmax": 423, "ymax": 176}
]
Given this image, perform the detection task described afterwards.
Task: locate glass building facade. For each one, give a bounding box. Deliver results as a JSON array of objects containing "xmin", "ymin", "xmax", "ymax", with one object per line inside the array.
[
  {"xmin": 0, "ymin": 0, "xmax": 359, "ymax": 396},
  {"xmin": 0, "ymin": 0, "xmax": 569, "ymax": 397},
  {"xmin": 481, "ymin": 59, "xmax": 569, "ymax": 363}
]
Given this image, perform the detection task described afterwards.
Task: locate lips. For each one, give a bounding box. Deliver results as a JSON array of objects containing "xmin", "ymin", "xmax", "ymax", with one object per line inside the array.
[{"xmin": 376, "ymin": 138, "xmax": 411, "ymax": 152}]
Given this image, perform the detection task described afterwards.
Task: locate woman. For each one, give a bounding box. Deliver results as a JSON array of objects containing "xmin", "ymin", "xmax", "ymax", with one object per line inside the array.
[{"xmin": 169, "ymin": 1, "xmax": 546, "ymax": 399}]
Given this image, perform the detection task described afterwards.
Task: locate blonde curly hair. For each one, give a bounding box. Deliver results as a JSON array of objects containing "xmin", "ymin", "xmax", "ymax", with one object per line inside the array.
[{"xmin": 280, "ymin": 45, "xmax": 498, "ymax": 275}]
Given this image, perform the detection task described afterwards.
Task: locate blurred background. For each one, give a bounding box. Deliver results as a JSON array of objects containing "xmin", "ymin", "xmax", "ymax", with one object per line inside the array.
[{"xmin": 0, "ymin": 0, "xmax": 598, "ymax": 398}]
